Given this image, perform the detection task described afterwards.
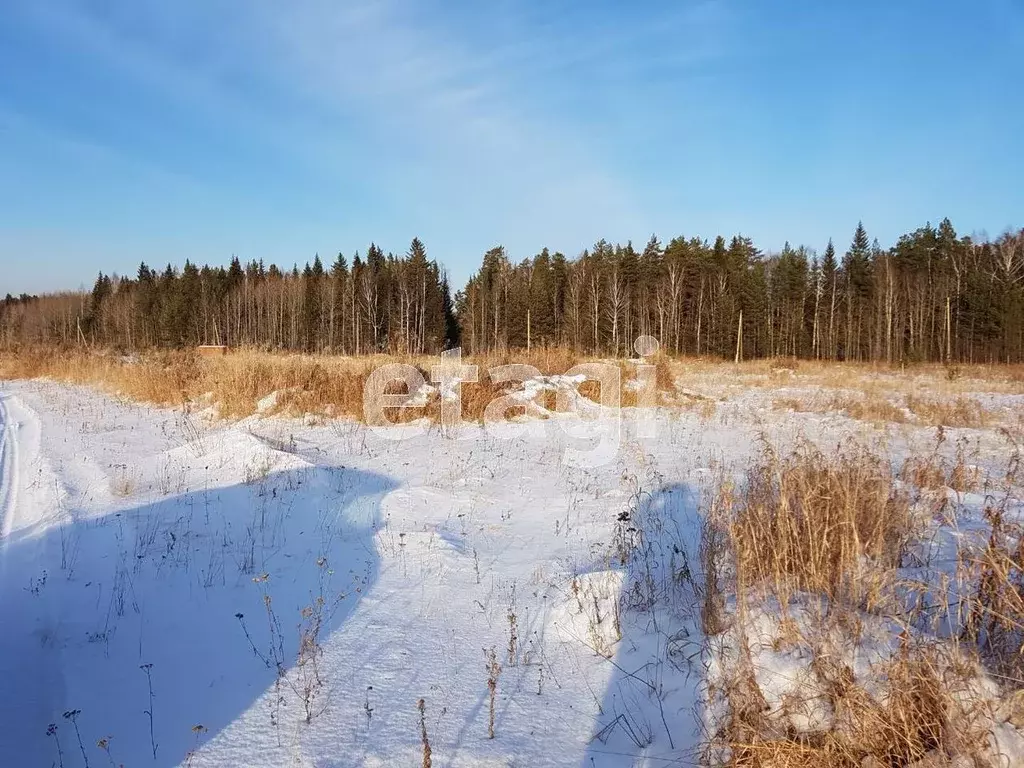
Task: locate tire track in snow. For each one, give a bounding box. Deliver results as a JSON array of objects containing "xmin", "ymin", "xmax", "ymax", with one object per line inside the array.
[
  {"xmin": 0, "ymin": 394, "xmax": 19, "ymax": 550},
  {"xmin": 0, "ymin": 393, "xmax": 68, "ymax": 764}
]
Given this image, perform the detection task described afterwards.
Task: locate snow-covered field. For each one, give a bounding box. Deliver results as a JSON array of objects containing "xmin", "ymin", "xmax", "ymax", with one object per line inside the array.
[{"xmin": 1, "ymin": 371, "xmax": 1023, "ymax": 766}]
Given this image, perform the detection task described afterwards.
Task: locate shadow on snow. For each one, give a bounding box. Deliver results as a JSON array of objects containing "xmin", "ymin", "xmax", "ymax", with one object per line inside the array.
[
  {"xmin": 581, "ymin": 482, "xmax": 708, "ymax": 768},
  {"xmin": 0, "ymin": 463, "xmax": 396, "ymax": 767}
]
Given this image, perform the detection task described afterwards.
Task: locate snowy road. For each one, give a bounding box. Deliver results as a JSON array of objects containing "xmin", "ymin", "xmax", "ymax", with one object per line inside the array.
[
  {"xmin": 0, "ymin": 394, "xmax": 17, "ymax": 543},
  {"xmin": 0, "ymin": 393, "xmax": 69, "ymax": 765}
]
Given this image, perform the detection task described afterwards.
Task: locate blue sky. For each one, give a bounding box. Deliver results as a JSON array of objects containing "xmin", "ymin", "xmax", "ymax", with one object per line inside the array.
[{"xmin": 1, "ymin": 0, "xmax": 1022, "ymax": 295}]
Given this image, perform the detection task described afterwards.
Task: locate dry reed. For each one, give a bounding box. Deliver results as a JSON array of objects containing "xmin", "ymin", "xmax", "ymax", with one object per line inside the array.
[
  {"xmin": 0, "ymin": 345, "xmax": 673, "ymax": 423},
  {"xmin": 706, "ymin": 439, "xmax": 1021, "ymax": 767}
]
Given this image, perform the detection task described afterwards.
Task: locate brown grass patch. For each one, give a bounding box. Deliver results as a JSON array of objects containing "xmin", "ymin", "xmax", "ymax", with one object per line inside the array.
[
  {"xmin": 773, "ymin": 391, "xmax": 1000, "ymax": 430},
  {"xmin": 0, "ymin": 345, "xmax": 677, "ymax": 423},
  {"xmin": 706, "ymin": 440, "xmax": 1015, "ymax": 766},
  {"xmin": 900, "ymin": 431, "xmax": 983, "ymax": 495},
  {"xmin": 905, "ymin": 395, "xmax": 992, "ymax": 429},
  {"xmin": 720, "ymin": 646, "xmax": 989, "ymax": 768},
  {"xmin": 668, "ymin": 358, "xmax": 1024, "ymax": 407},
  {"xmin": 726, "ymin": 440, "xmax": 911, "ymax": 606},
  {"xmin": 962, "ymin": 495, "xmax": 1024, "ymax": 684},
  {"xmin": 773, "ymin": 394, "xmax": 908, "ymax": 424}
]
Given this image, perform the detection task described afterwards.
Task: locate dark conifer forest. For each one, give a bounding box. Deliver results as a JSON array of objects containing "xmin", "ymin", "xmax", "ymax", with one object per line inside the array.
[{"xmin": 3, "ymin": 221, "xmax": 1023, "ymax": 363}]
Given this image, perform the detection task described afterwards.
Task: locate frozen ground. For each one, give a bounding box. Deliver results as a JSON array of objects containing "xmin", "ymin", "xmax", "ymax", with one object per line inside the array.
[{"xmin": 1, "ymin": 375, "xmax": 1022, "ymax": 766}]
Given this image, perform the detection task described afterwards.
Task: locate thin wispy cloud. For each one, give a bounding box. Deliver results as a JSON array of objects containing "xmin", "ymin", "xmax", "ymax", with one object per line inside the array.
[
  {"xmin": 13, "ymin": 0, "xmax": 731, "ymax": 267},
  {"xmin": 236, "ymin": 0, "xmax": 730, "ymax": 251},
  {"xmin": 1, "ymin": 0, "xmax": 1021, "ymax": 294}
]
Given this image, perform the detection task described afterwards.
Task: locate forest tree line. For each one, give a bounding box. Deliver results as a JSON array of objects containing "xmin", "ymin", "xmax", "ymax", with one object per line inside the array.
[{"xmin": 3, "ymin": 220, "xmax": 1024, "ymax": 363}]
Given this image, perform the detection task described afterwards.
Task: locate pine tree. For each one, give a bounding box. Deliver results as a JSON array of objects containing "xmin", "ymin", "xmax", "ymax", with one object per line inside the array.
[
  {"xmin": 6, "ymin": 218, "xmax": 1023, "ymax": 364},
  {"xmin": 86, "ymin": 272, "xmax": 112, "ymax": 341},
  {"xmin": 842, "ymin": 222, "xmax": 873, "ymax": 360},
  {"xmin": 440, "ymin": 274, "xmax": 460, "ymax": 349}
]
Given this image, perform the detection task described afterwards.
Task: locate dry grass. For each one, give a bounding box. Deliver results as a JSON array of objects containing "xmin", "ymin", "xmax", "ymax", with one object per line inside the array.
[
  {"xmin": 706, "ymin": 438, "xmax": 1022, "ymax": 767},
  {"xmin": 773, "ymin": 394, "xmax": 909, "ymax": 425},
  {"xmin": 745, "ymin": 644, "xmax": 1005, "ymax": 767},
  {"xmin": 680, "ymin": 396, "xmax": 718, "ymax": 422},
  {"xmin": 3, "ymin": 346, "xmax": 1011, "ymax": 429},
  {"xmin": 0, "ymin": 346, "xmax": 381, "ymax": 418},
  {"xmin": 900, "ymin": 430, "xmax": 983, "ymax": 494},
  {"xmin": 724, "ymin": 439, "xmax": 911, "ymax": 607},
  {"xmin": 835, "ymin": 396, "xmax": 909, "ymax": 425},
  {"xmin": 963, "ymin": 507, "xmax": 1024, "ymax": 683},
  {"xmin": 961, "ymin": 435, "xmax": 1024, "ymax": 684},
  {"xmin": 0, "ymin": 345, "xmax": 675, "ymax": 423},
  {"xmin": 720, "ymin": 647, "xmax": 981, "ymax": 768},
  {"xmin": 905, "ymin": 395, "xmax": 993, "ymax": 429},
  {"xmin": 670, "ymin": 359, "xmax": 1024, "ymax": 411},
  {"xmin": 773, "ymin": 391, "xmax": 998, "ymax": 430}
]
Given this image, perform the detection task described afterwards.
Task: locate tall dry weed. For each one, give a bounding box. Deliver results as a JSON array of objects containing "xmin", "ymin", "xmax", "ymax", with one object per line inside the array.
[
  {"xmin": 728, "ymin": 440, "xmax": 911, "ymax": 607},
  {"xmin": 703, "ymin": 439, "xmax": 1013, "ymax": 766},
  {"xmin": 0, "ymin": 345, "xmax": 674, "ymax": 422}
]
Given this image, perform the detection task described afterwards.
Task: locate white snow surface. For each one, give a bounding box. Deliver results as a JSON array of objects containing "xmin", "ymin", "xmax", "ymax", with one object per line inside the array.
[
  {"xmin": 1, "ymin": 377, "xmax": 1023, "ymax": 766},
  {"xmin": 0, "ymin": 381, "xmax": 736, "ymax": 767}
]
